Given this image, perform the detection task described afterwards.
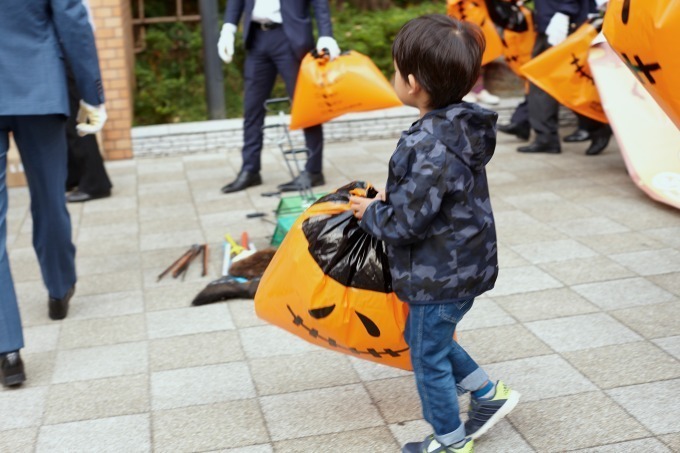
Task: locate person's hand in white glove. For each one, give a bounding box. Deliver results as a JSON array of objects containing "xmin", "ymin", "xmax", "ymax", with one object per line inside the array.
[
  {"xmin": 545, "ymin": 12, "xmax": 570, "ymax": 46},
  {"xmin": 217, "ymin": 23, "xmax": 237, "ymax": 64},
  {"xmin": 595, "ymin": 0, "xmax": 608, "ymax": 11},
  {"xmin": 76, "ymin": 100, "xmax": 107, "ymax": 136},
  {"xmin": 316, "ymin": 36, "xmax": 341, "ymax": 60}
]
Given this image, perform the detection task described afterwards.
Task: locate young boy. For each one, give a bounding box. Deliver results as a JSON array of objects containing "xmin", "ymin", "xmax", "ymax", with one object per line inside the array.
[{"xmin": 349, "ymin": 15, "xmax": 520, "ymax": 453}]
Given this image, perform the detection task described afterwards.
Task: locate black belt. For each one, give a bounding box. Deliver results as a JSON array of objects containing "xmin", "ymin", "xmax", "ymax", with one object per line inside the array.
[{"xmin": 256, "ymin": 22, "xmax": 282, "ymax": 31}]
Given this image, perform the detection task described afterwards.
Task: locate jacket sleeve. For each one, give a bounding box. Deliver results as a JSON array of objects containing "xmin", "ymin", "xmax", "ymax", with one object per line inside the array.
[
  {"xmin": 224, "ymin": 0, "xmax": 245, "ymax": 26},
  {"xmin": 311, "ymin": 0, "xmax": 334, "ymax": 37},
  {"xmin": 360, "ymin": 140, "xmax": 447, "ymax": 246},
  {"xmin": 553, "ymin": 0, "xmax": 584, "ymax": 17},
  {"xmin": 51, "ymin": 0, "xmax": 104, "ymax": 105}
]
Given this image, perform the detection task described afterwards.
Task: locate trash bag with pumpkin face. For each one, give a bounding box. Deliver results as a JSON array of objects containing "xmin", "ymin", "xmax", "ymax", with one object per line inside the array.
[
  {"xmin": 447, "ymin": 0, "xmax": 504, "ymax": 66},
  {"xmin": 520, "ymin": 19, "xmax": 608, "ymax": 124},
  {"xmin": 254, "ymin": 182, "xmax": 412, "ymax": 370},
  {"xmin": 603, "ymin": 0, "xmax": 680, "ymax": 130},
  {"xmin": 500, "ymin": 3, "xmax": 536, "ymax": 77}
]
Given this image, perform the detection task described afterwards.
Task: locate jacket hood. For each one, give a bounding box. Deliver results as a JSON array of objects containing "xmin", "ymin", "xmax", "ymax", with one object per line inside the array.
[{"xmin": 418, "ymin": 102, "xmax": 498, "ymax": 171}]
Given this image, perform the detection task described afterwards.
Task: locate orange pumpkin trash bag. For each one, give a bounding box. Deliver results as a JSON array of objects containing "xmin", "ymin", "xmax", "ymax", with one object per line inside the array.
[
  {"xmin": 603, "ymin": 0, "xmax": 680, "ymax": 130},
  {"xmin": 447, "ymin": 0, "xmax": 503, "ymax": 65},
  {"xmin": 501, "ymin": 4, "xmax": 536, "ymax": 77},
  {"xmin": 520, "ymin": 20, "xmax": 608, "ymax": 124},
  {"xmin": 254, "ymin": 181, "xmax": 412, "ymax": 370},
  {"xmin": 289, "ymin": 51, "xmax": 402, "ymax": 131}
]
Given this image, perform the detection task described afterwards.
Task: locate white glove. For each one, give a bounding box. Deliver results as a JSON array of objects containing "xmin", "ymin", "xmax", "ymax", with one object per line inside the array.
[
  {"xmin": 595, "ymin": 0, "xmax": 608, "ymax": 11},
  {"xmin": 76, "ymin": 100, "xmax": 107, "ymax": 136},
  {"xmin": 218, "ymin": 23, "xmax": 237, "ymax": 64},
  {"xmin": 545, "ymin": 12, "xmax": 570, "ymax": 46},
  {"xmin": 316, "ymin": 36, "xmax": 340, "ymax": 60}
]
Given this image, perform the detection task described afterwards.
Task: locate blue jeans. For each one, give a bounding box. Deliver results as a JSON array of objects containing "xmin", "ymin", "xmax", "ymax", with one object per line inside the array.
[{"xmin": 405, "ymin": 299, "xmax": 489, "ymax": 445}]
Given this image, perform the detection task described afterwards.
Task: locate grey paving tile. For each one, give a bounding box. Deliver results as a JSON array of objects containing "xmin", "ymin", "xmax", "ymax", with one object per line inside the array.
[
  {"xmin": 228, "ymin": 299, "xmax": 268, "ymax": 328},
  {"xmin": 68, "ymin": 290, "xmax": 144, "ymax": 320},
  {"xmin": 659, "ymin": 433, "xmax": 680, "ymax": 452},
  {"xmin": 577, "ymin": 232, "xmax": 665, "ymax": 255},
  {"xmin": 607, "ymin": 379, "xmax": 680, "ymax": 435},
  {"xmin": 646, "ymin": 226, "xmax": 680, "ymax": 248},
  {"xmin": 239, "ymin": 325, "xmax": 319, "ymax": 359},
  {"xmin": 470, "ymin": 419, "xmax": 535, "ymax": 452},
  {"xmin": 510, "ymin": 392, "xmax": 648, "ymax": 451},
  {"xmin": 511, "ymin": 239, "xmax": 597, "ymax": 264},
  {"xmin": 525, "ymin": 313, "xmax": 642, "ymax": 352},
  {"xmin": 649, "ymin": 273, "xmax": 680, "ymax": 297},
  {"xmin": 653, "ymin": 336, "xmax": 680, "ymax": 360},
  {"xmin": 549, "ymin": 216, "xmax": 630, "ymax": 237},
  {"xmin": 497, "ymin": 244, "xmax": 530, "ymax": 268},
  {"xmin": 483, "ymin": 354, "xmax": 597, "ymax": 402},
  {"xmin": 0, "ymin": 428, "xmax": 39, "ymax": 453},
  {"xmin": 75, "ymin": 236, "xmax": 140, "ymax": 257},
  {"xmin": 76, "ymin": 270, "xmax": 142, "ymax": 296},
  {"xmin": 21, "ymin": 324, "xmax": 60, "ymax": 354},
  {"xmin": 250, "ymin": 350, "xmax": 359, "ymax": 396},
  {"xmin": 20, "ymin": 351, "xmax": 56, "ymax": 388},
  {"xmin": 149, "ymin": 331, "xmax": 244, "ymax": 371},
  {"xmin": 564, "ymin": 342, "xmax": 680, "ymax": 389},
  {"xmin": 574, "ymin": 437, "xmax": 671, "ymax": 452},
  {"xmin": 456, "ymin": 298, "xmax": 516, "ymax": 331},
  {"xmin": 260, "ymin": 384, "xmax": 384, "ymax": 441},
  {"xmin": 146, "ymin": 304, "xmax": 233, "ymax": 339},
  {"xmin": 458, "ymin": 324, "xmax": 552, "ymax": 365},
  {"xmin": 44, "ymin": 374, "xmax": 149, "ymax": 424},
  {"xmin": 487, "ymin": 265, "xmax": 562, "ymax": 297},
  {"xmin": 611, "ymin": 302, "xmax": 680, "ymax": 339},
  {"xmin": 274, "ymin": 426, "xmax": 398, "ymax": 453},
  {"xmin": 364, "ymin": 376, "xmax": 420, "ymax": 423},
  {"xmin": 79, "ymin": 208, "xmax": 138, "ymax": 228},
  {"xmin": 388, "ymin": 419, "xmax": 431, "ymax": 448},
  {"xmin": 217, "ymin": 445, "xmax": 273, "ymax": 453},
  {"xmin": 495, "ymin": 288, "xmax": 598, "ymax": 322},
  {"xmin": 572, "ymin": 277, "xmax": 675, "ymax": 311},
  {"xmin": 151, "ymin": 362, "xmax": 255, "ymax": 410},
  {"xmin": 349, "ymin": 357, "xmax": 413, "ymax": 381},
  {"xmin": 0, "ymin": 387, "xmax": 47, "ymax": 430},
  {"xmin": 36, "ymin": 414, "xmax": 150, "ymax": 453},
  {"xmin": 139, "ymin": 229, "xmax": 205, "ymax": 251},
  {"xmin": 540, "ymin": 255, "xmax": 636, "ymax": 286},
  {"xmin": 75, "ymin": 253, "xmax": 141, "ymax": 277},
  {"xmin": 58, "ymin": 314, "xmax": 146, "ymax": 349},
  {"xmin": 143, "ymin": 281, "xmax": 207, "ymax": 311},
  {"xmin": 152, "ymin": 400, "xmax": 269, "ymax": 452},
  {"xmin": 52, "ymin": 342, "xmax": 148, "ymax": 383},
  {"xmin": 610, "ymin": 249, "xmax": 680, "ymax": 276}
]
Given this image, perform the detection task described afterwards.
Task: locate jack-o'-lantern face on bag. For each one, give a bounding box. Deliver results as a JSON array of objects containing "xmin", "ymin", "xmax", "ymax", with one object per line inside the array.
[{"xmin": 255, "ymin": 182, "xmax": 412, "ymax": 370}]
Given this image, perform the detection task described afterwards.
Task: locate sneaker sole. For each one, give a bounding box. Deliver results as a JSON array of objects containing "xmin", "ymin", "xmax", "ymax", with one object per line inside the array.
[{"xmin": 469, "ymin": 390, "xmax": 521, "ymax": 440}]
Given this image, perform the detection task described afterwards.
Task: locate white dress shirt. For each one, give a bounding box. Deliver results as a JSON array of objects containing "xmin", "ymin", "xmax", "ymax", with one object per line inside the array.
[{"xmin": 252, "ymin": 0, "xmax": 282, "ymax": 24}]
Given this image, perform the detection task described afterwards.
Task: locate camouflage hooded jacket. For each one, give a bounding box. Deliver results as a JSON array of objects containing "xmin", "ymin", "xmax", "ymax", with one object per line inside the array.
[{"xmin": 359, "ymin": 102, "xmax": 499, "ymax": 305}]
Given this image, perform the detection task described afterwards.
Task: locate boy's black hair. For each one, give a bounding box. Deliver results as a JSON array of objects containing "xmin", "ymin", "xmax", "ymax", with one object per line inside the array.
[{"xmin": 392, "ymin": 14, "xmax": 486, "ymax": 109}]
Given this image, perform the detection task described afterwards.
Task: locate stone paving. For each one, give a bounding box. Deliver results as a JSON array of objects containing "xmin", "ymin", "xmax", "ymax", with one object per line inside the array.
[{"xmin": 1, "ymin": 127, "xmax": 680, "ymax": 452}]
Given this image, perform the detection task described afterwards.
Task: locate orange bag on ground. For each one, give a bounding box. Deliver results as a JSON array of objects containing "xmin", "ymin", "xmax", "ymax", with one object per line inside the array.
[
  {"xmin": 501, "ymin": 4, "xmax": 536, "ymax": 76},
  {"xmin": 603, "ymin": 0, "xmax": 680, "ymax": 129},
  {"xmin": 254, "ymin": 182, "xmax": 412, "ymax": 370},
  {"xmin": 447, "ymin": 0, "xmax": 504, "ymax": 65},
  {"xmin": 289, "ymin": 51, "xmax": 402, "ymax": 130},
  {"xmin": 520, "ymin": 20, "xmax": 608, "ymax": 124}
]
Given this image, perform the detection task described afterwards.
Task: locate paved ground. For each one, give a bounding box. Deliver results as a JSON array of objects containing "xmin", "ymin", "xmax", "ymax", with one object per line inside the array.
[{"xmin": 1, "ymin": 127, "xmax": 680, "ymax": 453}]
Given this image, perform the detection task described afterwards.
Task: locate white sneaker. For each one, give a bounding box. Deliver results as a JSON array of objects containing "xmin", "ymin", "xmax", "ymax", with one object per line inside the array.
[
  {"xmin": 462, "ymin": 92, "xmax": 477, "ymax": 103},
  {"xmin": 477, "ymin": 89, "xmax": 500, "ymax": 105}
]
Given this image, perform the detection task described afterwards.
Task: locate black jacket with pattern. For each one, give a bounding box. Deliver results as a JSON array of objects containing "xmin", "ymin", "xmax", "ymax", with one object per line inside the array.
[{"xmin": 359, "ymin": 102, "xmax": 499, "ymax": 305}]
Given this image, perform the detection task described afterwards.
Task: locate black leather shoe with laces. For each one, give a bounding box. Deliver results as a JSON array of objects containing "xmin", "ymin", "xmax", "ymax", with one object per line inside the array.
[{"xmin": 1, "ymin": 351, "xmax": 26, "ymax": 387}]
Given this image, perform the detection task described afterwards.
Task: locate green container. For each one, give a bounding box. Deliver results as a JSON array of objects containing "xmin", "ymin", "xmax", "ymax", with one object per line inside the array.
[{"xmin": 270, "ymin": 193, "xmax": 325, "ymax": 246}]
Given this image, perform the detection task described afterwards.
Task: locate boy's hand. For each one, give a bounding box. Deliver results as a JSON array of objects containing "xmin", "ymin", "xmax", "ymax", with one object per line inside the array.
[
  {"xmin": 349, "ymin": 196, "xmax": 377, "ymax": 220},
  {"xmin": 376, "ymin": 188, "xmax": 387, "ymax": 202}
]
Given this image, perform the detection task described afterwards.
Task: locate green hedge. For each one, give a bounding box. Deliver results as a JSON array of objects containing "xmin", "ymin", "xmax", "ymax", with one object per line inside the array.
[{"xmin": 133, "ymin": 1, "xmax": 445, "ymax": 125}]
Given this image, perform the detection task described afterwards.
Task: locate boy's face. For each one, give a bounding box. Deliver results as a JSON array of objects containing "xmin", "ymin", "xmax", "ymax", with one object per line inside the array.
[{"xmin": 393, "ymin": 60, "xmax": 416, "ymax": 108}]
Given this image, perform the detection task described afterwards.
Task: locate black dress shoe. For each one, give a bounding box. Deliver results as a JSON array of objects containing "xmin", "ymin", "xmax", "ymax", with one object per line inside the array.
[
  {"xmin": 563, "ymin": 128, "xmax": 590, "ymax": 142},
  {"xmin": 498, "ymin": 122, "xmax": 531, "ymax": 141},
  {"xmin": 585, "ymin": 126, "xmax": 612, "ymax": 156},
  {"xmin": 517, "ymin": 142, "xmax": 561, "ymax": 154},
  {"xmin": 66, "ymin": 189, "xmax": 111, "ymax": 203},
  {"xmin": 49, "ymin": 285, "xmax": 75, "ymax": 320},
  {"xmin": 1, "ymin": 351, "xmax": 26, "ymax": 387},
  {"xmin": 278, "ymin": 171, "xmax": 325, "ymax": 192},
  {"xmin": 221, "ymin": 171, "xmax": 262, "ymax": 194}
]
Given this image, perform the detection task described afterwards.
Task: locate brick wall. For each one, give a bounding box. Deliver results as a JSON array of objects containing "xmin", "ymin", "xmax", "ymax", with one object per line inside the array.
[{"xmin": 88, "ymin": 0, "xmax": 135, "ymax": 160}]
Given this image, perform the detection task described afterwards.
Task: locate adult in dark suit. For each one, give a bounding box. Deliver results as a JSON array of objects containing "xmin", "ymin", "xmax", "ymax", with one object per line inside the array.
[
  {"xmin": 218, "ymin": 0, "xmax": 339, "ymax": 193},
  {"xmin": 0, "ymin": 0, "xmax": 106, "ymax": 387}
]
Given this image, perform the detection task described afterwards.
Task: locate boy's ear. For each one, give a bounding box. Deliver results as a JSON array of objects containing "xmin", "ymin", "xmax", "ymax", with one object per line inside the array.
[{"xmin": 407, "ymin": 74, "xmax": 420, "ymax": 95}]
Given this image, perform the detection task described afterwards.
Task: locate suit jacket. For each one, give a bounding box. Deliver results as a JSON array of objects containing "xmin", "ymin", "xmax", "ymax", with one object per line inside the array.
[
  {"xmin": 0, "ymin": 0, "xmax": 105, "ymax": 116},
  {"xmin": 225, "ymin": 0, "xmax": 334, "ymax": 60},
  {"xmin": 534, "ymin": 0, "xmax": 594, "ymax": 33}
]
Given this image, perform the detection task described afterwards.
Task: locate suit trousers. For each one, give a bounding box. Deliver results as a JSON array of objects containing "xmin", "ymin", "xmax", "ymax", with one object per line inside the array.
[
  {"xmin": 0, "ymin": 115, "xmax": 77, "ymax": 354},
  {"xmin": 527, "ymin": 33, "xmax": 561, "ymax": 147},
  {"xmin": 241, "ymin": 26, "xmax": 323, "ymax": 174}
]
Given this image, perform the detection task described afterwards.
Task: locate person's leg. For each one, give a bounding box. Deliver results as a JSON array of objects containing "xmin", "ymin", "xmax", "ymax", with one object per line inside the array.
[
  {"xmin": 12, "ymin": 115, "xmax": 76, "ymax": 301},
  {"xmin": 579, "ymin": 115, "xmax": 612, "ymax": 155},
  {"xmin": 526, "ymin": 34, "xmax": 560, "ymax": 149},
  {"xmin": 0, "ymin": 118, "xmax": 24, "ymax": 357}
]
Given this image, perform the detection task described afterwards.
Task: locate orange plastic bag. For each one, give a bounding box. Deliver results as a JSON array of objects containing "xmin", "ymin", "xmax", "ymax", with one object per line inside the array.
[
  {"xmin": 289, "ymin": 51, "xmax": 402, "ymax": 130},
  {"xmin": 447, "ymin": 0, "xmax": 503, "ymax": 65},
  {"xmin": 520, "ymin": 20, "xmax": 608, "ymax": 124},
  {"xmin": 255, "ymin": 182, "xmax": 412, "ymax": 370},
  {"xmin": 501, "ymin": 4, "xmax": 536, "ymax": 76},
  {"xmin": 603, "ymin": 0, "xmax": 680, "ymax": 129}
]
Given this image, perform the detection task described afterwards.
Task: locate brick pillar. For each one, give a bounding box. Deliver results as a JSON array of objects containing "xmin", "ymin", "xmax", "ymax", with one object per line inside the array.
[{"xmin": 88, "ymin": 0, "xmax": 135, "ymax": 160}]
